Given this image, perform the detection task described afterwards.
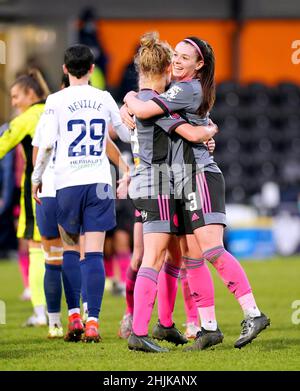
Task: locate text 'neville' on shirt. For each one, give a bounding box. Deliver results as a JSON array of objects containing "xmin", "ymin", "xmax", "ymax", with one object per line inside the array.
[{"xmin": 68, "ymin": 100, "xmax": 103, "ymax": 113}]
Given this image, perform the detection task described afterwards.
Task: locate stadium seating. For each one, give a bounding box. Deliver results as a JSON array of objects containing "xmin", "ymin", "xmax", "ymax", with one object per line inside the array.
[{"xmin": 212, "ymin": 81, "xmax": 300, "ymax": 202}]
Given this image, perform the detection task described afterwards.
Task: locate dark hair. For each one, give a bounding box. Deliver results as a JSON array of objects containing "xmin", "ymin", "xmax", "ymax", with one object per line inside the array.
[
  {"xmin": 183, "ymin": 36, "xmax": 215, "ymax": 117},
  {"xmin": 64, "ymin": 44, "xmax": 95, "ymax": 79},
  {"xmin": 12, "ymin": 68, "xmax": 50, "ymax": 99},
  {"xmin": 61, "ymin": 73, "xmax": 70, "ymax": 88}
]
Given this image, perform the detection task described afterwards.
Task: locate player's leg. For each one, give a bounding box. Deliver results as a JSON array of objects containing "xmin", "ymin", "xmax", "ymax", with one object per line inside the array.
[
  {"xmin": 127, "ymin": 196, "xmax": 171, "ymax": 352},
  {"xmin": 180, "ymin": 233, "xmax": 223, "ymax": 351},
  {"xmin": 58, "ymin": 224, "xmax": 82, "ymax": 341},
  {"xmin": 129, "ymin": 231, "xmax": 170, "ymax": 352},
  {"xmin": 194, "ymin": 223, "xmax": 270, "ymax": 348},
  {"xmin": 181, "ymin": 234, "xmax": 217, "ymax": 331},
  {"xmin": 119, "ymin": 218, "xmax": 143, "ymax": 339},
  {"xmin": 18, "ymin": 238, "xmax": 30, "ymax": 301},
  {"xmin": 192, "ymin": 172, "xmax": 270, "ymax": 348},
  {"xmin": 179, "ymin": 267, "xmax": 200, "ymax": 339},
  {"xmin": 25, "ymin": 240, "xmax": 47, "ymax": 327},
  {"xmin": 103, "ymin": 232, "xmax": 115, "ymax": 293},
  {"xmin": 36, "ymin": 197, "xmax": 63, "ymax": 338},
  {"xmin": 42, "ymin": 237, "xmax": 63, "ymax": 338},
  {"xmin": 152, "ymin": 236, "xmax": 187, "ymax": 345},
  {"xmin": 157, "ymin": 236, "xmax": 181, "ymax": 328},
  {"xmin": 113, "ymin": 229, "xmax": 131, "ymax": 296},
  {"xmin": 56, "ymin": 186, "xmax": 83, "ymax": 342},
  {"xmin": 82, "ymin": 231, "xmax": 106, "ymax": 343},
  {"xmin": 113, "ymin": 201, "xmax": 134, "ymax": 296},
  {"xmin": 176, "ymin": 176, "xmax": 222, "ymax": 350},
  {"xmin": 18, "ymin": 191, "xmax": 46, "ymax": 326},
  {"xmin": 80, "ymin": 183, "xmax": 116, "ymax": 343},
  {"xmin": 79, "ymin": 235, "xmax": 88, "ymax": 323},
  {"xmin": 12, "ymin": 160, "xmax": 29, "ymax": 300},
  {"xmin": 176, "ymin": 222, "xmax": 200, "ymax": 338}
]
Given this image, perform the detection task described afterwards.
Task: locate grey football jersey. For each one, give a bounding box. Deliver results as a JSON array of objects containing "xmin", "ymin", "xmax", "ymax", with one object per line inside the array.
[
  {"xmin": 152, "ymin": 79, "xmax": 221, "ymax": 175},
  {"xmin": 129, "ymin": 89, "xmax": 186, "ymax": 199}
]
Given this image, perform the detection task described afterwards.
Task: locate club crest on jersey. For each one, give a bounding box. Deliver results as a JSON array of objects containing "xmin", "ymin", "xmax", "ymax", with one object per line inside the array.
[
  {"xmin": 141, "ymin": 210, "xmax": 148, "ymax": 221},
  {"xmin": 161, "ymin": 85, "xmax": 183, "ymax": 101}
]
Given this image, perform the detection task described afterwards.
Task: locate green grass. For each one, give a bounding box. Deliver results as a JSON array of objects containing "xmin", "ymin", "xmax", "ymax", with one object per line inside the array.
[{"xmin": 0, "ymin": 257, "xmax": 299, "ymax": 371}]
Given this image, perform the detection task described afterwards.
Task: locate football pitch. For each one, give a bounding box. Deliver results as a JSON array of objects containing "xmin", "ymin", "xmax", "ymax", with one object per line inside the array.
[{"xmin": 0, "ymin": 257, "xmax": 299, "ymax": 371}]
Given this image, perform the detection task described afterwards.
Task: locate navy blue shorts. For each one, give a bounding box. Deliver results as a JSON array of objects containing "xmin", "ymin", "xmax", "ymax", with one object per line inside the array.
[
  {"xmin": 56, "ymin": 183, "xmax": 116, "ymax": 234},
  {"xmin": 36, "ymin": 197, "xmax": 60, "ymax": 239}
]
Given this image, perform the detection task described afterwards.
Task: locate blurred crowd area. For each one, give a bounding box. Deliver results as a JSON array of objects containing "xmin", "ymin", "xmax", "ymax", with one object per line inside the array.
[{"xmin": 1, "ymin": 4, "xmax": 300, "ymax": 259}]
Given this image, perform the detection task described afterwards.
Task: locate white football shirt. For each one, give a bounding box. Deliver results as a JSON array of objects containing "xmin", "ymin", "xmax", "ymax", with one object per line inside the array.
[
  {"xmin": 39, "ymin": 84, "xmax": 123, "ymax": 190},
  {"xmin": 32, "ymin": 114, "xmax": 56, "ymax": 197}
]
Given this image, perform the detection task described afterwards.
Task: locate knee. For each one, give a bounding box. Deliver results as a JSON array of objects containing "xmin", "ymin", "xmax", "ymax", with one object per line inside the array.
[
  {"xmin": 203, "ymin": 246, "xmax": 225, "ymax": 264},
  {"xmin": 114, "ymin": 230, "xmax": 131, "ymax": 253},
  {"xmin": 42, "ymin": 243, "xmax": 63, "ymax": 265},
  {"xmin": 131, "ymin": 253, "xmax": 143, "ymax": 270}
]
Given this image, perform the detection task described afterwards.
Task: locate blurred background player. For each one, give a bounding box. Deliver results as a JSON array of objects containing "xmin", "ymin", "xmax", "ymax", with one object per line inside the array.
[
  {"xmin": 0, "ymin": 144, "xmax": 16, "ymax": 259},
  {"xmin": 0, "ymin": 131, "xmax": 30, "ymax": 301},
  {"xmin": 0, "ymin": 69, "xmax": 49, "ymax": 327},
  {"xmin": 14, "ymin": 146, "xmax": 31, "ymax": 302},
  {"xmin": 78, "ymin": 7, "xmax": 108, "ymax": 90}
]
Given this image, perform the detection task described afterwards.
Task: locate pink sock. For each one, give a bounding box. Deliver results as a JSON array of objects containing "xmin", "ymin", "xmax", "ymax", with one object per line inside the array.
[
  {"xmin": 132, "ymin": 267, "xmax": 158, "ymax": 336},
  {"xmin": 157, "ymin": 262, "xmax": 180, "ymax": 327},
  {"xmin": 203, "ymin": 246, "xmax": 252, "ymax": 299},
  {"xmin": 115, "ymin": 252, "xmax": 131, "ymax": 283},
  {"xmin": 183, "ymin": 256, "xmax": 216, "ymax": 329},
  {"xmin": 238, "ymin": 292, "xmax": 260, "ymax": 318},
  {"xmin": 198, "ymin": 306, "xmax": 217, "ymax": 330},
  {"xmin": 104, "ymin": 256, "xmax": 114, "ymax": 278},
  {"xmin": 125, "ymin": 266, "xmax": 138, "ymax": 315},
  {"xmin": 180, "ymin": 269, "xmax": 199, "ymax": 325},
  {"xmin": 18, "ymin": 251, "xmax": 29, "ymax": 288}
]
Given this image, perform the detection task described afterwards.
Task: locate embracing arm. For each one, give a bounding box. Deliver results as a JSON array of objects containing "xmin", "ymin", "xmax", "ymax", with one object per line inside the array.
[
  {"xmin": 124, "ymin": 91, "xmax": 163, "ymax": 119},
  {"xmin": 31, "ymin": 145, "xmax": 53, "ymax": 204},
  {"xmin": 32, "ymin": 146, "xmax": 38, "ymax": 166},
  {"xmin": 174, "ymin": 122, "xmax": 218, "ymax": 143},
  {"xmin": 106, "ymin": 136, "xmax": 130, "ymax": 176},
  {"xmin": 31, "ymin": 95, "xmax": 58, "ymax": 203},
  {"xmin": 206, "ymin": 138, "xmax": 216, "ymax": 153},
  {"xmin": 106, "ymin": 135, "xmax": 131, "ymax": 199},
  {"xmin": 113, "ymin": 123, "xmax": 131, "ymax": 143}
]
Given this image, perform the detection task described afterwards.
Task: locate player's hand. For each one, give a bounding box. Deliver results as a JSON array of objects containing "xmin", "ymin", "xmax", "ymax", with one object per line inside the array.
[
  {"xmin": 206, "ymin": 138, "xmax": 216, "ymax": 153},
  {"xmin": 116, "ymin": 173, "xmax": 131, "ymax": 199},
  {"xmin": 120, "ymin": 104, "xmax": 136, "ymax": 130},
  {"xmin": 123, "ymin": 90, "xmax": 138, "ymax": 104},
  {"xmin": 208, "ymin": 119, "xmax": 218, "ymax": 136},
  {"xmin": 32, "ymin": 182, "xmax": 42, "ymax": 205}
]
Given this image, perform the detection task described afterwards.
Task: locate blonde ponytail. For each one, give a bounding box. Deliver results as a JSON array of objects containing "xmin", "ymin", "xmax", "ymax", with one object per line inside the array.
[{"xmin": 12, "ymin": 68, "xmax": 50, "ymax": 100}]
